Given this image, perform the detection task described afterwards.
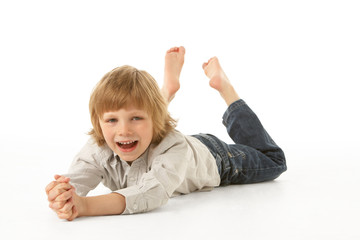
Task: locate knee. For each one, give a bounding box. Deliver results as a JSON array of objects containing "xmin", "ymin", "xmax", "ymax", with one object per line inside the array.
[{"xmin": 272, "ymin": 148, "xmax": 287, "ymax": 168}]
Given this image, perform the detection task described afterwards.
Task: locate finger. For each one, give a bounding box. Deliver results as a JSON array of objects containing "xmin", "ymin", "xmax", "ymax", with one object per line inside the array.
[
  {"xmin": 54, "ymin": 175, "xmax": 70, "ymax": 183},
  {"xmin": 54, "ymin": 189, "xmax": 74, "ymax": 202},
  {"xmin": 49, "ymin": 200, "xmax": 66, "ymax": 211},
  {"xmin": 67, "ymin": 205, "xmax": 78, "ymax": 221},
  {"xmin": 46, "ymin": 175, "xmax": 70, "ymax": 195},
  {"xmin": 48, "ymin": 185, "xmax": 71, "ymax": 202},
  {"xmin": 48, "ymin": 183, "xmax": 73, "ymax": 201},
  {"xmin": 45, "ymin": 181, "xmax": 56, "ymax": 195},
  {"xmin": 45, "ymin": 181, "xmax": 61, "ymax": 195},
  {"xmin": 59, "ymin": 198, "xmax": 74, "ymax": 213},
  {"xmin": 57, "ymin": 210, "xmax": 72, "ymax": 220}
]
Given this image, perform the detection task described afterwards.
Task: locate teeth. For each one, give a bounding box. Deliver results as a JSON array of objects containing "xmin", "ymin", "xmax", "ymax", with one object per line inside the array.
[{"xmin": 118, "ymin": 140, "xmax": 136, "ymax": 145}]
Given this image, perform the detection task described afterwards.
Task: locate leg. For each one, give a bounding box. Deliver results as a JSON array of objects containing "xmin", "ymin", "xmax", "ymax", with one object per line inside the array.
[
  {"xmin": 194, "ymin": 100, "xmax": 287, "ymax": 185},
  {"xmin": 222, "ymin": 100, "xmax": 287, "ymax": 183},
  {"xmin": 194, "ymin": 57, "xmax": 286, "ymax": 184},
  {"xmin": 202, "ymin": 56, "xmax": 282, "ymax": 151},
  {"xmin": 202, "ymin": 57, "xmax": 240, "ymax": 106},
  {"xmin": 194, "ymin": 131, "xmax": 286, "ymax": 185},
  {"xmin": 161, "ymin": 46, "xmax": 185, "ymax": 103}
]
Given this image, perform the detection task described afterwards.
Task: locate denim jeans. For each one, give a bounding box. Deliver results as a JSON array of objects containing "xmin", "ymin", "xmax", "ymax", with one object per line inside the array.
[{"xmin": 193, "ymin": 99, "xmax": 287, "ymax": 185}]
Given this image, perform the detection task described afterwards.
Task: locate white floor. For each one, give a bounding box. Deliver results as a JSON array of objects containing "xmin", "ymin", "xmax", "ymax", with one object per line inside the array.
[
  {"xmin": 1, "ymin": 1, "xmax": 359, "ymax": 239},
  {"xmin": 1, "ymin": 145, "xmax": 359, "ymax": 240}
]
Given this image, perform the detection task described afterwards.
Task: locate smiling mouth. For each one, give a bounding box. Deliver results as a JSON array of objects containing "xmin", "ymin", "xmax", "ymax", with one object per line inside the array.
[{"xmin": 116, "ymin": 140, "xmax": 138, "ymax": 151}]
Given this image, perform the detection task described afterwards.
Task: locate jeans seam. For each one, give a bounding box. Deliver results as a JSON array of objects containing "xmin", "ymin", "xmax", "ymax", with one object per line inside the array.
[
  {"xmin": 228, "ymin": 150, "xmax": 246, "ymax": 160},
  {"xmin": 243, "ymin": 165, "xmax": 287, "ymax": 171},
  {"xmin": 205, "ymin": 135, "xmax": 227, "ymax": 162},
  {"xmin": 195, "ymin": 134, "xmax": 230, "ymax": 171}
]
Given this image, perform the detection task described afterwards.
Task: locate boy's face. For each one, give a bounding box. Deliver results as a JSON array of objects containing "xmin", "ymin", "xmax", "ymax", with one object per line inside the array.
[{"xmin": 99, "ymin": 105, "xmax": 153, "ymax": 164}]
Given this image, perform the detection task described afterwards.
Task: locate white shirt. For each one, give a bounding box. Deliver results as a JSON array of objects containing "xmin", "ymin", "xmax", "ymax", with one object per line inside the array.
[{"xmin": 65, "ymin": 130, "xmax": 221, "ymax": 214}]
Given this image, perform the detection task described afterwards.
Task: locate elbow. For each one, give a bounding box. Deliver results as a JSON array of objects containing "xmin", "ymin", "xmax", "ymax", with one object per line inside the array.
[{"xmin": 121, "ymin": 187, "xmax": 170, "ymax": 215}]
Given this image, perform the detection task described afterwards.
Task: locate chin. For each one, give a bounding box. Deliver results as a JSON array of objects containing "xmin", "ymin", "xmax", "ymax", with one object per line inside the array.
[{"xmin": 117, "ymin": 153, "xmax": 139, "ymax": 162}]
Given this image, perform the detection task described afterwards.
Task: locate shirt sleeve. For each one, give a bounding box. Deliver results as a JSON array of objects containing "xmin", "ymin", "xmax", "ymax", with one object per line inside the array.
[
  {"xmin": 64, "ymin": 139, "xmax": 109, "ymax": 196},
  {"xmin": 115, "ymin": 133, "xmax": 191, "ymax": 214}
]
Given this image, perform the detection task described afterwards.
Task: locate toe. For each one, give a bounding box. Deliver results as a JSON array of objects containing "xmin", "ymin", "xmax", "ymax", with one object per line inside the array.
[
  {"xmin": 179, "ymin": 46, "xmax": 185, "ymax": 54},
  {"xmin": 202, "ymin": 62, "xmax": 208, "ymax": 70}
]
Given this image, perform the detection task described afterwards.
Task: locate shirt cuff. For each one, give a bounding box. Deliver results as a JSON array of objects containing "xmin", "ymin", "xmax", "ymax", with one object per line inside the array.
[{"xmin": 114, "ymin": 186, "xmax": 147, "ymax": 214}]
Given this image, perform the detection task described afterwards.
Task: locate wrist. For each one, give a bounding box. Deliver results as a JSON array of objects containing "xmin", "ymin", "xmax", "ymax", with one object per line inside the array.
[{"xmin": 75, "ymin": 195, "xmax": 88, "ymax": 217}]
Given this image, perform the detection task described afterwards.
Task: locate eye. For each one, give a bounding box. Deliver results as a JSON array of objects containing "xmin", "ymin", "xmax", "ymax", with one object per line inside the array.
[
  {"xmin": 132, "ymin": 116, "xmax": 143, "ymax": 121},
  {"xmin": 106, "ymin": 118, "xmax": 117, "ymax": 123}
]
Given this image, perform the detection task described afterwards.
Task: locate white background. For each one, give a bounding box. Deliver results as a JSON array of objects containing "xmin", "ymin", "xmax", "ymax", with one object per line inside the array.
[{"xmin": 1, "ymin": 0, "xmax": 359, "ymax": 239}]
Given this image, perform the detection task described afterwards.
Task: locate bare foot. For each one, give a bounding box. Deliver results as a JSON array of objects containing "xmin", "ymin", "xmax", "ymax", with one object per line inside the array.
[
  {"xmin": 161, "ymin": 46, "xmax": 185, "ymax": 103},
  {"xmin": 202, "ymin": 57, "xmax": 240, "ymax": 106}
]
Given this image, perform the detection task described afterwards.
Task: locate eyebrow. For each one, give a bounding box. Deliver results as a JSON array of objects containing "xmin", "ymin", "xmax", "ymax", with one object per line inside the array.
[{"xmin": 102, "ymin": 109, "xmax": 148, "ymax": 117}]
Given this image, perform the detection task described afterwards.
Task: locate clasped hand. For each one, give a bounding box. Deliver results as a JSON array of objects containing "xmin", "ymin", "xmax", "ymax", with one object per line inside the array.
[{"xmin": 45, "ymin": 175, "xmax": 81, "ymax": 221}]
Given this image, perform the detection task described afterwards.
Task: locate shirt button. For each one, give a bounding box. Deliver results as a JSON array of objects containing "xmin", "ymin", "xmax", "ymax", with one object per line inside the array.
[{"xmin": 133, "ymin": 204, "xmax": 138, "ymax": 210}]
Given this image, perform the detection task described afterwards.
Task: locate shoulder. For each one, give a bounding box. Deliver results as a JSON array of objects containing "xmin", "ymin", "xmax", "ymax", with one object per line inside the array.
[
  {"xmin": 159, "ymin": 130, "xmax": 207, "ymax": 150},
  {"xmin": 154, "ymin": 130, "xmax": 186, "ymax": 148},
  {"xmin": 74, "ymin": 137, "xmax": 114, "ymax": 164},
  {"xmin": 148, "ymin": 130, "xmax": 207, "ymax": 159},
  {"xmin": 148, "ymin": 130, "xmax": 187, "ymax": 156}
]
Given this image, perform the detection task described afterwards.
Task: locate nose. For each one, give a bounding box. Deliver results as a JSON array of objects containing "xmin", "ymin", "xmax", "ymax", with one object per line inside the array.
[{"xmin": 117, "ymin": 121, "xmax": 132, "ymax": 136}]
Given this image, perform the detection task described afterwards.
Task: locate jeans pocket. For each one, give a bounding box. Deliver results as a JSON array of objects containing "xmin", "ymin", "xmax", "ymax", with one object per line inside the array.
[
  {"xmin": 228, "ymin": 146, "xmax": 247, "ymax": 160},
  {"xmin": 227, "ymin": 148, "xmax": 251, "ymax": 184}
]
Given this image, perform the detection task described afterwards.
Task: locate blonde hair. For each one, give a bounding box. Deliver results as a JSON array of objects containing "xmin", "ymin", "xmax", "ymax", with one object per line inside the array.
[{"xmin": 89, "ymin": 65, "xmax": 177, "ymax": 146}]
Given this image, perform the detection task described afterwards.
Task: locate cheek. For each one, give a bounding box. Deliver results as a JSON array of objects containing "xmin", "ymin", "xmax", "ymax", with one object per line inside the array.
[
  {"xmin": 146, "ymin": 122, "xmax": 154, "ymax": 140},
  {"xmin": 100, "ymin": 126, "xmax": 113, "ymax": 141},
  {"xmin": 137, "ymin": 121, "xmax": 153, "ymax": 140}
]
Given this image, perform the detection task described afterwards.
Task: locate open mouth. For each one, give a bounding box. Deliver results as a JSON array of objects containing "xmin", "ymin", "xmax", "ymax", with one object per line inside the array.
[{"xmin": 116, "ymin": 140, "xmax": 138, "ymax": 151}]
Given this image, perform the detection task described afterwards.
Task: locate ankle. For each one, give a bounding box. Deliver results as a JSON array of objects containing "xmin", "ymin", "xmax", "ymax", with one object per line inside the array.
[
  {"xmin": 221, "ymin": 85, "xmax": 240, "ymax": 106},
  {"xmin": 161, "ymin": 83, "xmax": 180, "ymax": 103}
]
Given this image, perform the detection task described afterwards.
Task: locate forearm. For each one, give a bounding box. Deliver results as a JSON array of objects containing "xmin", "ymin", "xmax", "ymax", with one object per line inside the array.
[{"xmin": 79, "ymin": 193, "xmax": 126, "ymax": 216}]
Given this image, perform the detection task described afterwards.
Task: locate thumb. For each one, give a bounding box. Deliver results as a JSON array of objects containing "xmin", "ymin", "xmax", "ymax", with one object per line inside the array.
[{"xmin": 54, "ymin": 174, "xmax": 70, "ymax": 183}]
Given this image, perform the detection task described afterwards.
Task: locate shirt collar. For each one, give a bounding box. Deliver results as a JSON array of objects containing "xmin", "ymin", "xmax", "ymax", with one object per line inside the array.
[{"xmin": 114, "ymin": 147, "xmax": 149, "ymax": 167}]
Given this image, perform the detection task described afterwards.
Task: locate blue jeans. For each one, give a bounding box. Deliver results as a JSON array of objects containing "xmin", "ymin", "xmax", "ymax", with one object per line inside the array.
[{"xmin": 193, "ymin": 99, "xmax": 287, "ymax": 185}]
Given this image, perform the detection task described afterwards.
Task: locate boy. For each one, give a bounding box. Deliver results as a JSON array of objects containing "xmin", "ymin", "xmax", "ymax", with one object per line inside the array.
[{"xmin": 45, "ymin": 47, "xmax": 286, "ymax": 221}]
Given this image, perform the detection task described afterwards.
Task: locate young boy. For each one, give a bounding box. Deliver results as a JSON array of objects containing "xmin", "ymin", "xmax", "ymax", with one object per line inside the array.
[{"xmin": 45, "ymin": 46, "xmax": 286, "ymax": 221}]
